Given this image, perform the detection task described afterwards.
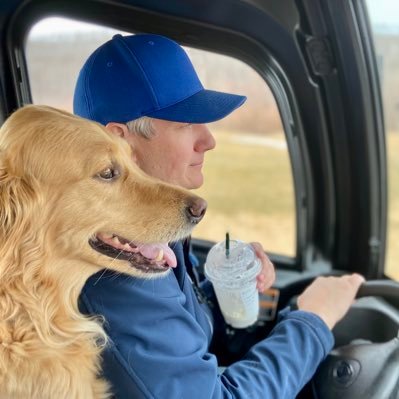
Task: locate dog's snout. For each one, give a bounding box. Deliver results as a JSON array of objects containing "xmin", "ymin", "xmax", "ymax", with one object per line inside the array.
[{"xmin": 186, "ymin": 197, "xmax": 207, "ymax": 224}]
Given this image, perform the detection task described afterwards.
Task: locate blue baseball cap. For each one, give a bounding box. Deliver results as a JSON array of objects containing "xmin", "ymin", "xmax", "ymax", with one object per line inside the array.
[{"xmin": 73, "ymin": 34, "xmax": 246, "ymax": 125}]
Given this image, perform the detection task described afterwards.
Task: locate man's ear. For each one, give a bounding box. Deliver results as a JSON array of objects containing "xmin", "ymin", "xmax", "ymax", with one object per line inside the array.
[
  {"xmin": 105, "ymin": 122, "xmax": 129, "ymax": 138},
  {"xmin": 105, "ymin": 122, "xmax": 138, "ymax": 163}
]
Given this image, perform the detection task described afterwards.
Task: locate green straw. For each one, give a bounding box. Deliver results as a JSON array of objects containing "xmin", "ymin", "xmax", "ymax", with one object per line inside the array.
[{"xmin": 225, "ymin": 232, "xmax": 230, "ymax": 258}]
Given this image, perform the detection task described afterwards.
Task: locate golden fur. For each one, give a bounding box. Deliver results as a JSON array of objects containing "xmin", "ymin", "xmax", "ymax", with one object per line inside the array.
[{"xmin": 0, "ymin": 105, "xmax": 203, "ymax": 398}]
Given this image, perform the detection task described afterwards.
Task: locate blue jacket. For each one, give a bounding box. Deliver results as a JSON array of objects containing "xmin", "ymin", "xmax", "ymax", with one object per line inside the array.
[{"xmin": 79, "ymin": 242, "xmax": 334, "ymax": 398}]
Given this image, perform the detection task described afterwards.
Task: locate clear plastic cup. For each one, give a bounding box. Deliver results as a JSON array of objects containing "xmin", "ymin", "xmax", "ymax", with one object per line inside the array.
[{"xmin": 204, "ymin": 240, "xmax": 261, "ymax": 328}]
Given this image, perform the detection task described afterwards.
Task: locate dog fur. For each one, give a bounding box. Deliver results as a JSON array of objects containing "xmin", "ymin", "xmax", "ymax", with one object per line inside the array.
[{"xmin": 0, "ymin": 105, "xmax": 203, "ymax": 398}]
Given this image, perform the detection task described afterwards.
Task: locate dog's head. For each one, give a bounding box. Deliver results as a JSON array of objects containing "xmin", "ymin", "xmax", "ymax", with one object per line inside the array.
[{"xmin": 0, "ymin": 105, "xmax": 206, "ymax": 280}]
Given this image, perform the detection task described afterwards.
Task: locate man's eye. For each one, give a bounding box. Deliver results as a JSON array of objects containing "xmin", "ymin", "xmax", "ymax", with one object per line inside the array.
[{"xmin": 97, "ymin": 167, "xmax": 120, "ymax": 181}]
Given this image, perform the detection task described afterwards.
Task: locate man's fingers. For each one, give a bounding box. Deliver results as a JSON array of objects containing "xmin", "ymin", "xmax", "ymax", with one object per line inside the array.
[
  {"xmin": 344, "ymin": 273, "xmax": 365, "ymax": 287},
  {"xmin": 257, "ymin": 274, "xmax": 265, "ymax": 282},
  {"xmin": 264, "ymin": 264, "xmax": 276, "ymax": 285},
  {"xmin": 250, "ymin": 242, "xmax": 272, "ymax": 267},
  {"xmin": 347, "ymin": 273, "xmax": 366, "ymax": 295},
  {"xmin": 250, "ymin": 242, "xmax": 276, "ymax": 292},
  {"xmin": 349, "ymin": 273, "xmax": 365, "ymax": 285},
  {"xmin": 302, "ymin": 274, "xmax": 367, "ymax": 329},
  {"xmin": 250, "ymin": 242, "xmax": 265, "ymax": 259}
]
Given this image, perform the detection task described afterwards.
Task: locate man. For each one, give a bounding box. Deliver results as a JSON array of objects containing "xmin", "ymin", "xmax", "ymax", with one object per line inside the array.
[{"xmin": 74, "ymin": 33, "xmax": 364, "ymax": 398}]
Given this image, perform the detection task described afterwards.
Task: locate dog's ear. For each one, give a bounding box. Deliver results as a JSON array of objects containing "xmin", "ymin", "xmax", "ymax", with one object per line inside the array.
[
  {"xmin": 0, "ymin": 155, "xmax": 40, "ymax": 242},
  {"xmin": 0, "ymin": 156, "xmax": 43, "ymax": 279}
]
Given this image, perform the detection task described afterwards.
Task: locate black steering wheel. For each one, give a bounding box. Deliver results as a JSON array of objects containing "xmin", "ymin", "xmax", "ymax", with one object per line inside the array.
[
  {"xmin": 357, "ymin": 280, "xmax": 399, "ymax": 307},
  {"xmin": 312, "ymin": 280, "xmax": 399, "ymax": 399}
]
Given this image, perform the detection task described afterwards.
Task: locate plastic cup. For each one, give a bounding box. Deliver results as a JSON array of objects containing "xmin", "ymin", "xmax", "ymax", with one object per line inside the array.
[{"xmin": 204, "ymin": 240, "xmax": 261, "ymax": 328}]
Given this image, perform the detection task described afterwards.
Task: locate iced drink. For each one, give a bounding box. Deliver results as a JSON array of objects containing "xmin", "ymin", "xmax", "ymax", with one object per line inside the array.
[{"xmin": 204, "ymin": 240, "xmax": 261, "ymax": 328}]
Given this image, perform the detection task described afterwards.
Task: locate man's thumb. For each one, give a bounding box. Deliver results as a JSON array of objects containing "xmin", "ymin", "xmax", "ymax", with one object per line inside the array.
[{"xmin": 349, "ymin": 273, "xmax": 365, "ymax": 290}]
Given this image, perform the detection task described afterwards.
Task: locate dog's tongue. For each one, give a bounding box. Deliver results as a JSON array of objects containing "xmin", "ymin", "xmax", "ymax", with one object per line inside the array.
[{"xmin": 137, "ymin": 243, "xmax": 177, "ymax": 268}]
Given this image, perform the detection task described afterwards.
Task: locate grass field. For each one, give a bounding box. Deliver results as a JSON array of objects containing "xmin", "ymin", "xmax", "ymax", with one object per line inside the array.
[
  {"xmin": 194, "ymin": 130, "xmax": 399, "ymax": 280},
  {"xmin": 386, "ymin": 133, "xmax": 399, "ymax": 280},
  {"xmin": 194, "ymin": 130, "xmax": 296, "ymax": 256}
]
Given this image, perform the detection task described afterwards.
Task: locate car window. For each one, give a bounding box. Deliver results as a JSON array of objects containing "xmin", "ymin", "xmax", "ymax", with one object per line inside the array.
[
  {"xmin": 26, "ymin": 17, "xmax": 296, "ymax": 257},
  {"xmin": 366, "ymin": 0, "xmax": 399, "ymax": 280}
]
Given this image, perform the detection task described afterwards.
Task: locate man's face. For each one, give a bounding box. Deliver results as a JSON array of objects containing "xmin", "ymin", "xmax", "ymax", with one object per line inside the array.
[{"xmin": 126, "ymin": 119, "xmax": 216, "ymax": 190}]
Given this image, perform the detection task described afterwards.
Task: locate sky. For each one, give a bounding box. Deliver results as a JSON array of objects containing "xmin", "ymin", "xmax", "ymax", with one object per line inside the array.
[
  {"xmin": 29, "ymin": 18, "xmax": 112, "ymax": 37},
  {"xmin": 366, "ymin": 0, "xmax": 399, "ymax": 27}
]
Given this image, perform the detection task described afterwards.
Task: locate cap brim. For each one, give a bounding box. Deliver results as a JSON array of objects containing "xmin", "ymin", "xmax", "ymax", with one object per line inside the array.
[{"xmin": 146, "ymin": 89, "xmax": 246, "ymax": 123}]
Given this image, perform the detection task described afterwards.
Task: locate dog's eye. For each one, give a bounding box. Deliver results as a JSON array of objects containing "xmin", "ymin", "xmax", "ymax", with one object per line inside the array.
[{"xmin": 97, "ymin": 167, "xmax": 120, "ymax": 181}]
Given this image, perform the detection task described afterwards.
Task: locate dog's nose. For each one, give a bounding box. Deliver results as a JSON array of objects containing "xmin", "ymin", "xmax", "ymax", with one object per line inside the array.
[{"xmin": 186, "ymin": 197, "xmax": 207, "ymax": 224}]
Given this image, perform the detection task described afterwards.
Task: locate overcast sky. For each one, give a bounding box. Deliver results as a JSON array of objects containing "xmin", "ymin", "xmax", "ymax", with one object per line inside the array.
[{"xmin": 366, "ymin": 0, "xmax": 399, "ymax": 27}]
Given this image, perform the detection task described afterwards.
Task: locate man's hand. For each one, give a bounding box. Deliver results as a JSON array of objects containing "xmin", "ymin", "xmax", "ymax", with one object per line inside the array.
[
  {"xmin": 250, "ymin": 242, "xmax": 276, "ymax": 293},
  {"xmin": 297, "ymin": 274, "xmax": 365, "ymax": 330}
]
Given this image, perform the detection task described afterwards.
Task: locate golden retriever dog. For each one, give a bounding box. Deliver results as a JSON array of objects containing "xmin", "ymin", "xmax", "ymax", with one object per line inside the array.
[{"xmin": 0, "ymin": 105, "xmax": 206, "ymax": 399}]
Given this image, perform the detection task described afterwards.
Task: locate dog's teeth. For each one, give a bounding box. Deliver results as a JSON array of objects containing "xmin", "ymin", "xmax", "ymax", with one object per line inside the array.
[
  {"xmin": 155, "ymin": 249, "xmax": 164, "ymax": 262},
  {"xmin": 103, "ymin": 233, "xmax": 113, "ymax": 239},
  {"xmin": 123, "ymin": 243, "xmax": 131, "ymax": 251},
  {"xmin": 112, "ymin": 236, "xmax": 121, "ymax": 245}
]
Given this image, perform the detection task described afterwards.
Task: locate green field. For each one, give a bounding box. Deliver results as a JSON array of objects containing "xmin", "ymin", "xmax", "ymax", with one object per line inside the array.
[{"xmin": 194, "ymin": 130, "xmax": 399, "ymax": 280}]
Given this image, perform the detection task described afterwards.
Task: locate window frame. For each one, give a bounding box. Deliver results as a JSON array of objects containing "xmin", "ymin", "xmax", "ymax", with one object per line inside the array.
[
  {"xmin": 6, "ymin": 0, "xmax": 383, "ymax": 275},
  {"xmin": 12, "ymin": 6, "xmax": 307, "ymax": 272}
]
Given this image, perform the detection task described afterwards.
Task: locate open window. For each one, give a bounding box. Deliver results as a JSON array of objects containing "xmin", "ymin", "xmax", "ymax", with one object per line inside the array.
[
  {"xmin": 26, "ymin": 17, "xmax": 297, "ymax": 258},
  {"xmin": 366, "ymin": 0, "xmax": 399, "ymax": 280}
]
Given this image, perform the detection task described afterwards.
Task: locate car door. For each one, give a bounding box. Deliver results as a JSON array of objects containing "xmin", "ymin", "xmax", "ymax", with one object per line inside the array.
[{"xmin": 1, "ymin": 0, "xmax": 390, "ymax": 278}]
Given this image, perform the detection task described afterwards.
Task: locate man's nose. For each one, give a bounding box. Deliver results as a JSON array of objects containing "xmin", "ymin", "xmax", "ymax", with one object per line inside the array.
[{"xmin": 195, "ymin": 124, "xmax": 216, "ymax": 152}]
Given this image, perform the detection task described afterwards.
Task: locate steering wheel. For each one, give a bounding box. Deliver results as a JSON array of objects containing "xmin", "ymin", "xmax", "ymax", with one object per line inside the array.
[{"xmin": 312, "ymin": 280, "xmax": 399, "ymax": 399}]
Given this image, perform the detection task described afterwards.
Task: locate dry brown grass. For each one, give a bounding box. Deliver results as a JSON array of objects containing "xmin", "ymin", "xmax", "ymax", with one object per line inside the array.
[
  {"xmin": 386, "ymin": 133, "xmax": 399, "ymax": 279},
  {"xmin": 194, "ymin": 130, "xmax": 399, "ymax": 280}
]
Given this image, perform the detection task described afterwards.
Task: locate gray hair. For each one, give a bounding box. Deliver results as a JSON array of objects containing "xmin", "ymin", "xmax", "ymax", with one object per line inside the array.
[{"xmin": 126, "ymin": 116, "xmax": 155, "ymax": 139}]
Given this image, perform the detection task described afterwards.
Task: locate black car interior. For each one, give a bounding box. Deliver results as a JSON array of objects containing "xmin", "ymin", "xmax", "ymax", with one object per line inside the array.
[{"xmin": 0, "ymin": 1, "xmax": 398, "ymax": 398}]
